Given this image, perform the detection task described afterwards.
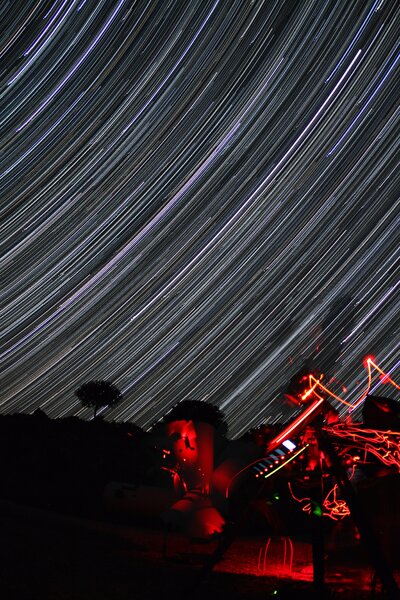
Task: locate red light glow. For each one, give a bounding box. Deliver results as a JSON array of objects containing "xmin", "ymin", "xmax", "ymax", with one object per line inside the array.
[
  {"xmin": 287, "ymin": 478, "xmax": 351, "ymax": 521},
  {"xmin": 349, "ymin": 358, "xmax": 400, "ymax": 412},
  {"xmin": 268, "ymin": 398, "xmax": 326, "ymax": 451},
  {"xmin": 326, "ymin": 424, "xmax": 400, "ymax": 471},
  {"xmin": 292, "ymin": 359, "xmax": 399, "ymax": 413},
  {"xmin": 363, "ymin": 355, "xmax": 375, "ymax": 368}
]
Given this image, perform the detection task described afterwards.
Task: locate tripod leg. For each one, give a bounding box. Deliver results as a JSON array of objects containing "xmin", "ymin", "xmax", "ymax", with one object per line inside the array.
[{"xmin": 308, "ymin": 471, "xmax": 327, "ymax": 597}]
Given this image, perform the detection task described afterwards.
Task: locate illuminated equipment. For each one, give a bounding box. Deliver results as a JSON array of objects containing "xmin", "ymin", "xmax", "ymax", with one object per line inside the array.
[
  {"xmin": 156, "ymin": 358, "xmax": 400, "ymax": 596},
  {"xmin": 254, "ymin": 360, "xmax": 400, "ymax": 599},
  {"xmin": 216, "ymin": 390, "xmax": 329, "ymax": 501},
  {"xmin": 160, "ymin": 419, "xmax": 225, "ymax": 541},
  {"xmin": 267, "ymin": 398, "xmax": 326, "ymax": 451},
  {"xmin": 164, "ymin": 419, "xmax": 215, "ymax": 494},
  {"xmin": 252, "ymin": 438, "xmax": 304, "ymax": 479},
  {"xmin": 256, "ymin": 445, "xmax": 309, "ymax": 480}
]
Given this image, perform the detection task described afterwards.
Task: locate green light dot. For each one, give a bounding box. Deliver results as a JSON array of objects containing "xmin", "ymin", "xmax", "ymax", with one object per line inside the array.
[{"xmin": 313, "ymin": 505, "xmax": 323, "ymax": 517}]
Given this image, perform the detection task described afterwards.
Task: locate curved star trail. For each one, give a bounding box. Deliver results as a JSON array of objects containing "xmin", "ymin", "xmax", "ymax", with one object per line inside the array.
[{"xmin": 0, "ymin": 0, "xmax": 399, "ymax": 438}]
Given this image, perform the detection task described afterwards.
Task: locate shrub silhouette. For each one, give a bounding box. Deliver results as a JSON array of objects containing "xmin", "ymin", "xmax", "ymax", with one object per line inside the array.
[{"xmin": 75, "ymin": 380, "xmax": 123, "ymax": 418}]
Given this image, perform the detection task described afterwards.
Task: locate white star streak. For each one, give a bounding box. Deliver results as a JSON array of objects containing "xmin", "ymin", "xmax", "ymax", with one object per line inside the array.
[{"xmin": 0, "ymin": 0, "xmax": 399, "ymax": 438}]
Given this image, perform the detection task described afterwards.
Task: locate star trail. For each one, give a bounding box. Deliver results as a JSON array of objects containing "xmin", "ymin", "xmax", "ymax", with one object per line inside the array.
[{"xmin": 0, "ymin": 0, "xmax": 399, "ymax": 438}]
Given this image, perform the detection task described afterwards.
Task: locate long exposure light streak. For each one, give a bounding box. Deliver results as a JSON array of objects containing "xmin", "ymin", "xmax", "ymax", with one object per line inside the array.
[
  {"xmin": 327, "ymin": 425, "xmax": 400, "ymax": 471},
  {"xmin": 262, "ymin": 444, "xmax": 308, "ymax": 480},
  {"xmin": 0, "ymin": 1, "xmax": 399, "ymax": 437},
  {"xmin": 288, "ymin": 480, "xmax": 352, "ymax": 521},
  {"xmin": 293, "ymin": 358, "xmax": 400, "ymax": 413}
]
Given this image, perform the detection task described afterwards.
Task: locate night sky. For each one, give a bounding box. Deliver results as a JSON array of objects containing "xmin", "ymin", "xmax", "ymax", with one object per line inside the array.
[{"xmin": 1, "ymin": 0, "xmax": 399, "ymax": 438}]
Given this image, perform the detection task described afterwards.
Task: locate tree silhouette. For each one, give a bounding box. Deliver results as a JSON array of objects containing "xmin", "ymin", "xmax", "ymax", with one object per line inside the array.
[
  {"xmin": 75, "ymin": 380, "xmax": 123, "ymax": 418},
  {"xmin": 161, "ymin": 399, "xmax": 228, "ymax": 436}
]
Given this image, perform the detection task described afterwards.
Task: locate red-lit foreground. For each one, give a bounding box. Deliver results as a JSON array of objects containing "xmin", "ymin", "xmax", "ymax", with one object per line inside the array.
[{"xmin": 2, "ymin": 498, "xmax": 399, "ymax": 600}]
